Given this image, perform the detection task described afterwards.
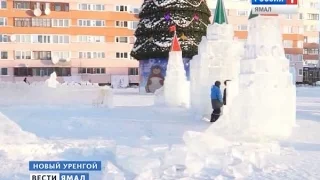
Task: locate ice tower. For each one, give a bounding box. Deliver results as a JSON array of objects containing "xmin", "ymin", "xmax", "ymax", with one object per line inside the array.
[
  {"xmin": 163, "ymin": 34, "xmax": 189, "ymax": 107},
  {"xmin": 210, "ymin": 12, "xmax": 296, "ymax": 139},
  {"xmin": 190, "ymin": 0, "xmax": 242, "ymax": 116}
]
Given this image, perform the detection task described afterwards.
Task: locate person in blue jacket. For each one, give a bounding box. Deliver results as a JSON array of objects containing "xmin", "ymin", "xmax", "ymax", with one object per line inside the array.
[{"xmin": 210, "ymin": 81, "xmax": 223, "ymax": 122}]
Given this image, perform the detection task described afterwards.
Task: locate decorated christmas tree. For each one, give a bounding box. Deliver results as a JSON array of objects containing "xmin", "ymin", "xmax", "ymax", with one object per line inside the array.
[
  {"xmin": 131, "ymin": 0, "xmax": 211, "ymax": 93},
  {"xmin": 131, "ymin": 0, "xmax": 211, "ymax": 60}
]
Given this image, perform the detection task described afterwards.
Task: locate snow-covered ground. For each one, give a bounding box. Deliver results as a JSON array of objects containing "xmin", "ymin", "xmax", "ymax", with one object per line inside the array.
[{"xmin": 0, "ymin": 86, "xmax": 319, "ymax": 179}]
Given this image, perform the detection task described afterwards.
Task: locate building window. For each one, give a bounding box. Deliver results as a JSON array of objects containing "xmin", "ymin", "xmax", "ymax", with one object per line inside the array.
[
  {"xmin": 285, "ymin": 54, "xmax": 292, "ymax": 60},
  {"xmin": 0, "ymin": 34, "xmax": 9, "ymax": 42},
  {"xmin": 54, "ymin": 68, "xmax": 71, "ymax": 76},
  {"xmin": 13, "ymin": 1, "xmax": 30, "ymax": 9},
  {"xmin": 237, "ymin": 10, "xmax": 248, "ymax": 16},
  {"xmin": 283, "ymin": 40, "xmax": 293, "ymax": 48},
  {"xmin": 0, "ymin": 17, "xmax": 7, "ymax": 26},
  {"xmin": 78, "ymin": 52, "xmax": 105, "ymax": 59},
  {"xmin": 115, "ymin": 36, "xmax": 128, "ymax": 43},
  {"xmin": 78, "ymin": 19, "xmax": 105, "ymax": 27},
  {"xmin": 307, "ymin": 37, "xmax": 319, "ymax": 43},
  {"xmin": 0, "ymin": 0, "xmax": 7, "ymax": 8},
  {"xmin": 304, "ymin": 49, "xmax": 319, "ymax": 54},
  {"xmin": 116, "ymin": 5, "xmax": 128, "ymax": 12},
  {"xmin": 14, "ymin": 18, "xmax": 31, "ymax": 27},
  {"xmin": 32, "ymin": 51, "xmax": 51, "ymax": 60},
  {"xmin": 116, "ymin": 52, "xmax": 128, "ymax": 59},
  {"xmin": 283, "ymin": 26, "xmax": 300, "ymax": 34},
  {"xmin": 14, "ymin": 51, "xmax": 32, "ymax": 59},
  {"xmin": 0, "ymin": 68, "xmax": 8, "ymax": 75},
  {"xmin": 31, "ymin": 18, "xmax": 51, "ymax": 27},
  {"xmin": 14, "ymin": 67, "xmax": 70, "ymax": 76},
  {"xmin": 299, "ymin": 13, "xmax": 303, "ymax": 19},
  {"xmin": 237, "ymin": 24, "xmax": 247, "ymax": 31},
  {"xmin": 297, "ymin": 41, "xmax": 303, "ymax": 48},
  {"xmin": 307, "ymin": 13, "xmax": 319, "ymax": 20},
  {"xmin": 52, "ymin": 51, "xmax": 70, "ymax": 60},
  {"xmin": 31, "ymin": 35, "xmax": 51, "ymax": 43},
  {"xmin": 77, "ymin": 36, "xmax": 104, "ymax": 43},
  {"xmin": 78, "ymin": 68, "xmax": 106, "ymax": 74},
  {"xmin": 128, "ymin": 68, "xmax": 138, "ymax": 75},
  {"xmin": 285, "ymin": 14, "xmax": 292, "ymax": 19},
  {"xmin": 309, "ymin": 2, "xmax": 319, "ymax": 8},
  {"xmin": 78, "ymin": 3, "xmax": 105, "ymax": 11},
  {"xmin": 304, "ymin": 36, "xmax": 308, "ymax": 43},
  {"xmin": 129, "ymin": 21, "xmax": 139, "ymax": 29},
  {"xmin": 298, "ymin": 69, "xmax": 303, "ymax": 76},
  {"xmin": 77, "ymin": 35, "xmax": 104, "ymax": 43},
  {"xmin": 0, "ymin": 51, "xmax": 8, "ymax": 59},
  {"xmin": 115, "ymin": 21, "xmax": 128, "ymax": 27},
  {"xmin": 130, "ymin": 7, "xmax": 139, "ymax": 14},
  {"xmin": 52, "ymin": 3, "xmax": 69, "ymax": 12},
  {"xmin": 52, "ymin": 35, "xmax": 70, "ymax": 43},
  {"xmin": 52, "ymin": 19, "xmax": 70, "ymax": 27},
  {"xmin": 16, "ymin": 34, "xmax": 32, "ymax": 43}
]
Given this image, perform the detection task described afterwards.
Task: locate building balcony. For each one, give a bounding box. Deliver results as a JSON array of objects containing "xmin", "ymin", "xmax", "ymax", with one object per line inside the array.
[
  {"xmin": 303, "ymin": 54, "xmax": 319, "ymax": 60},
  {"xmin": 284, "ymin": 48, "xmax": 303, "ymax": 54},
  {"xmin": 303, "ymin": 42, "xmax": 319, "ymax": 49}
]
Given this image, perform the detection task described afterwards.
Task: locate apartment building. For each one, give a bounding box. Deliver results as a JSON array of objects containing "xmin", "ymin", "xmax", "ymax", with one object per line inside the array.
[
  {"xmin": 299, "ymin": 0, "xmax": 319, "ymax": 68},
  {"xmin": 209, "ymin": 0, "xmax": 308, "ymax": 83},
  {"xmin": 0, "ymin": 0, "xmax": 140, "ymax": 84}
]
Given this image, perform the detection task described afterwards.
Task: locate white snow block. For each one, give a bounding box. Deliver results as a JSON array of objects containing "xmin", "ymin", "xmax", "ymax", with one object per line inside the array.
[
  {"xmin": 163, "ymin": 145, "xmax": 187, "ymax": 167},
  {"xmin": 101, "ymin": 162, "xmax": 125, "ymax": 180}
]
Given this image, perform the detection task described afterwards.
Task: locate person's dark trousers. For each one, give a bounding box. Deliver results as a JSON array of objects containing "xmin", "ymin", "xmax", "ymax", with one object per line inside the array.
[
  {"xmin": 211, "ymin": 108, "xmax": 221, "ymax": 122},
  {"xmin": 223, "ymin": 89, "xmax": 227, "ymax": 105}
]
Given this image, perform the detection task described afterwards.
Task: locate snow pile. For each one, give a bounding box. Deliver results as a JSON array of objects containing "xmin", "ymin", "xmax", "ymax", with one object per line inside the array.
[
  {"xmin": 114, "ymin": 144, "xmax": 189, "ymax": 179},
  {"xmin": 183, "ymin": 131, "xmax": 281, "ymax": 178},
  {"xmin": 0, "ymin": 82, "xmax": 113, "ymax": 106},
  {"xmin": 45, "ymin": 72, "xmax": 60, "ymax": 88},
  {"xmin": 163, "ymin": 37, "xmax": 189, "ymax": 107},
  {"xmin": 190, "ymin": 23, "xmax": 242, "ymax": 116},
  {"xmin": 115, "ymin": 146, "xmax": 162, "ymax": 175},
  {"xmin": 101, "ymin": 161, "xmax": 125, "ymax": 180},
  {"xmin": 0, "ymin": 112, "xmax": 38, "ymax": 144}
]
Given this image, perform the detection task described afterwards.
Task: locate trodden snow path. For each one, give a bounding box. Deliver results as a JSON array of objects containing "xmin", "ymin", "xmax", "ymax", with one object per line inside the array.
[{"xmin": 0, "ymin": 87, "xmax": 319, "ymax": 179}]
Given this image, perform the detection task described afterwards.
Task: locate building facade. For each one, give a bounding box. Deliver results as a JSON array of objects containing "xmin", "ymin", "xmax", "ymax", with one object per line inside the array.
[
  {"xmin": 300, "ymin": 0, "xmax": 319, "ymax": 70},
  {"xmin": 0, "ymin": 0, "xmax": 319, "ymax": 84},
  {"xmin": 209, "ymin": 0, "xmax": 320, "ymax": 83},
  {"xmin": 0, "ymin": 0, "xmax": 141, "ymax": 84}
]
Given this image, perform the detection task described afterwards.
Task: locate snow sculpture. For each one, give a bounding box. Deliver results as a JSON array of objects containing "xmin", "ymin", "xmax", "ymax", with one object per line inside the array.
[
  {"xmin": 182, "ymin": 10, "xmax": 296, "ymax": 178},
  {"xmin": 163, "ymin": 34, "xmax": 189, "ymax": 107},
  {"xmin": 45, "ymin": 72, "xmax": 60, "ymax": 88},
  {"xmin": 190, "ymin": 0, "xmax": 242, "ymax": 116},
  {"xmin": 93, "ymin": 86, "xmax": 114, "ymax": 108},
  {"xmin": 207, "ymin": 12, "xmax": 296, "ymax": 139}
]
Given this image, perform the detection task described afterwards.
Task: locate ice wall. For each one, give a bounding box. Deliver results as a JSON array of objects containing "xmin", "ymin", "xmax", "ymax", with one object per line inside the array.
[
  {"xmin": 0, "ymin": 82, "xmax": 114, "ymax": 106},
  {"xmin": 164, "ymin": 51, "xmax": 189, "ymax": 107}
]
